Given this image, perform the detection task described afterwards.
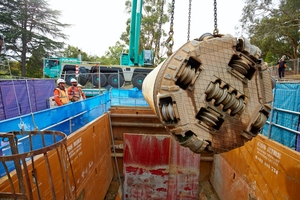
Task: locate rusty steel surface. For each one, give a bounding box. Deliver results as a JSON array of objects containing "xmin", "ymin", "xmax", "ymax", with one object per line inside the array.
[
  {"xmin": 143, "ymin": 33, "xmax": 274, "ymax": 154},
  {"xmin": 0, "ymin": 131, "xmax": 68, "ymax": 200},
  {"xmin": 123, "ymin": 133, "xmax": 200, "ymax": 199},
  {"xmin": 210, "ymin": 134, "xmax": 300, "ymax": 200},
  {"xmin": 0, "ymin": 114, "xmax": 113, "ymax": 200},
  {"xmin": 167, "ymin": 137, "xmax": 201, "ymax": 199}
]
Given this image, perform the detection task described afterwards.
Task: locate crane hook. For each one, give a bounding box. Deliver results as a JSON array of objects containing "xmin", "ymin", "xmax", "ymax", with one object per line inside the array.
[{"xmin": 166, "ymin": 0, "xmax": 175, "ymax": 57}]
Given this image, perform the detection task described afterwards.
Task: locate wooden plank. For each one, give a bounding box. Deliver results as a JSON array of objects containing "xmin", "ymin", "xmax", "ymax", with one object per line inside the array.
[{"xmin": 110, "ymin": 107, "xmax": 168, "ymax": 141}]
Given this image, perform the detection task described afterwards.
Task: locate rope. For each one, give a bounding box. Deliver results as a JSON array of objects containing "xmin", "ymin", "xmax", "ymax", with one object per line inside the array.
[
  {"xmin": 25, "ymin": 79, "xmax": 39, "ymax": 130},
  {"xmin": 2, "ymin": 35, "xmax": 25, "ymax": 131},
  {"xmin": 108, "ymin": 112, "xmax": 123, "ymax": 196}
]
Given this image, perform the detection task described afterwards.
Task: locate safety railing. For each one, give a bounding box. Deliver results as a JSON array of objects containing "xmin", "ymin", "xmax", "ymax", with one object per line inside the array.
[
  {"xmin": 0, "ymin": 93, "xmax": 111, "ymax": 190},
  {"xmin": 261, "ymin": 82, "xmax": 300, "ymax": 152},
  {"xmin": 268, "ymin": 58, "xmax": 300, "ymax": 76},
  {"xmin": 0, "ymin": 92, "xmax": 110, "ymax": 133}
]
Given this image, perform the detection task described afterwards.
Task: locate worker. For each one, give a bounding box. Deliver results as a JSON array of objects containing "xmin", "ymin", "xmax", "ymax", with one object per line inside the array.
[
  {"xmin": 53, "ymin": 78, "xmax": 69, "ymax": 106},
  {"xmin": 68, "ymin": 78, "xmax": 86, "ymax": 102},
  {"xmin": 277, "ymin": 57, "xmax": 287, "ymax": 79}
]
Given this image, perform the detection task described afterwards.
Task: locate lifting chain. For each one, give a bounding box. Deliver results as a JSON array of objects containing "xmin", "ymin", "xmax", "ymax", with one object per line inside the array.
[
  {"xmin": 213, "ymin": 0, "xmax": 219, "ymax": 35},
  {"xmin": 166, "ymin": 0, "xmax": 175, "ymax": 57},
  {"xmin": 155, "ymin": 0, "xmax": 165, "ymax": 65},
  {"xmin": 187, "ymin": 0, "xmax": 192, "ymax": 41}
]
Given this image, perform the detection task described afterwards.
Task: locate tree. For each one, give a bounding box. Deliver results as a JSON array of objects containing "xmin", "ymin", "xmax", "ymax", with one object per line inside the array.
[
  {"xmin": 122, "ymin": 0, "xmax": 169, "ymax": 65},
  {"xmin": 98, "ymin": 56, "xmax": 112, "ymax": 65},
  {"xmin": 26, "ymin": 45, "xmax": 45, "ymax": 78},
  {"xmin": 103, "ymin": 41, "xmax": 126, "ymax": 65},
  {"xmin": 0, "ymin": 0, "xmax": 70, "ymax": 76},
  {"xmin": 241, "ymin": 0, "xmax": 300, "ymax": 72},
  {"xmin": 62, "ymin": 45, "xmax": 90, "ymax": 61}
]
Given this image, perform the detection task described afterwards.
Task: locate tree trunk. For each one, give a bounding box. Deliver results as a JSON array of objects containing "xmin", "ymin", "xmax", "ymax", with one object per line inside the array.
[
  {"xmin": 21, "ymin": 36, "xmax": 27, "ymax": 77},
  {"xmin": 294, "ymin": 58, "xmax": 299, "ymax": 75},
  {"xmin": 21, "ymin": 50, "xmax": 27, "ymax": 77},
  {"xmin": 293, "ymin": 42, "xmax": 298, "ymax": 75}
]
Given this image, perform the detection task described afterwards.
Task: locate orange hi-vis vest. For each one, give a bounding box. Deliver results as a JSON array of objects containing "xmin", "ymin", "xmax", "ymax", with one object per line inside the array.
[
  {"xmin": 53, "ymin": 88, "xmax": 69, "ymax": 106},
  {"xmin": 67, "ymin": 86, "xmax": 86, "ymax": 102}
]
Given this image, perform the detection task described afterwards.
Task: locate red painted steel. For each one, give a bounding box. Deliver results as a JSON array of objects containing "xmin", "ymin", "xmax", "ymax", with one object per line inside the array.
[
  {"xmin": 124, "ymin": 134, "xmax": 171, "ymax": 199},
  {"xmin": 123, "ymin": 133, "xmax": 200, "ymax": 199},
  {"xmin": 167, "ymin": 137, "xmax": 200, "ymax": 199}
]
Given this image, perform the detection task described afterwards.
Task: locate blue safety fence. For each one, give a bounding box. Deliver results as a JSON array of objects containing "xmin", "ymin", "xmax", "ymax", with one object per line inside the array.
[
  {"xmin": 261, "ymin": 82, "xmax": 300, "ymax": 152},
  {"xmin": 0, "ymin": 87, "xmax": 147, "ymax": 134},
  {"xmin": 0, "ymin": 92, "xmax": 110, "ymax": 176},
  {"xmin": 0, "ymin": 87, "xmax": 149, "ymax": 176},
  {"xmin": 110, "ymin": 87, "xmax": 149, "ymax": 107},
  {"xmin": 0, "ymin": 92, "xmax": 110, "ymax": 134}
]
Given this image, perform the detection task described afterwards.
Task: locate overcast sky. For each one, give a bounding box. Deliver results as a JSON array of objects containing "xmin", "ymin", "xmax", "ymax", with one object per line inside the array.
[{"xmin": 49, "ymin": 0, "xmax": 245, "ymax": 56}]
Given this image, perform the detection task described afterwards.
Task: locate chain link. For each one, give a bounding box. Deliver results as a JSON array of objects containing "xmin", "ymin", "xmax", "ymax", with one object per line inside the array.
[
  {"xmin": 166, "ymin": 0, "xmax": 175, "ymax": 57},
  {"xmin": 170, "ymin": 0, "xmax": 175, "ymax": 32},
  {"xmin": 213, "ymin": 0, "xmax": 219, "ymax": 35},
  {"xmin": 187, "ymin": 0, "xmax": 192, "ymax": 41}
]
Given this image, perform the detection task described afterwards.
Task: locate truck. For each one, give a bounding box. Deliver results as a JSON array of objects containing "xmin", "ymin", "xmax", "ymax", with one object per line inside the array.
[{"xmin": 43, "ymin": 0, "xmax": 154, "ymax": 90}]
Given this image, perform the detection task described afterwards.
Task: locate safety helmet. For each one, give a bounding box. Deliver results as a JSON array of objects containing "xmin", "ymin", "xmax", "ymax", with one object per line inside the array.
[
  {"xmin": 70, "ymin": 78, "xmax": 77, "ymax": 83},
  {"xmin": 57, "ymin": 78, "xmax": 66, "ymax": 85}
]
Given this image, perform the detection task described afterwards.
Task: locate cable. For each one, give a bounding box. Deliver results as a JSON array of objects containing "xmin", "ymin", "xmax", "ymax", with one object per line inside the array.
[
  {"xmin": 108, "ymin": 112, "xmax": 123, "ymax": 199},
  {"xmin": 25, "ymin": 79, "xmax": 39, "ymax": 130},
  {"xmin": 1, "ymin": 35, "xmax": 25, "ymax": 131}
]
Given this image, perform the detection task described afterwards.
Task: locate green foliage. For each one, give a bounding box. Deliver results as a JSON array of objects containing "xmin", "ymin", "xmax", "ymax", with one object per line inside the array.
[
  {"xmin": 0, "ymin": 61, "xmax": 21, "ymax": 77},
  {"xmin": 104, "ymin": 41, "xmax": 126, "ymax": 65},
  {"xmin": 98, "ymin": 56, "xmax": 112, "ymax": 65},
  {"xmin": 0, "ymin": 0, "xmax": 70, "ymax": 76},
  {"xmin": 61, "ymin": 45, "xmax": 91, "ymax": 61},
  {"xmin": 26, "ymin": 46, "xmax": 45, "ymax": 78},
  {"xmin": 0, "ymin": 0, "xmax": 171, "ymax": 71},
  {"xmin": 10, "ymin": 62, "xmax": 21, "ymax": 77},
  {"xmin": 122, "ymin": 0, "xmax": 169, "ymax": 65},
  {"xmin": 264, "ymin": 52, "xmax": 277, "ymax": 66},
  {"xmin": 60, "ymin": 45, "xmax": 104, "ymax": 62},
  {"xmin": 241, "ymin": 0, "xmax": 300, "ymax": 72}
]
